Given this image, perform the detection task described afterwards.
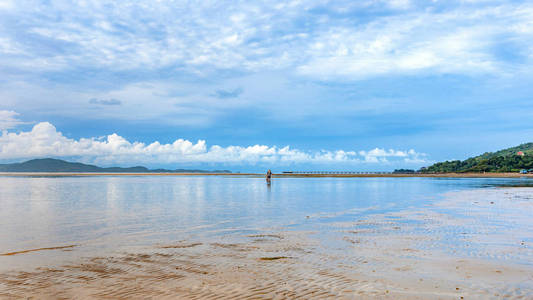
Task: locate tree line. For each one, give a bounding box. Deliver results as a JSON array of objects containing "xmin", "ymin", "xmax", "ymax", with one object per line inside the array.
[{"xmin": 420, "ymin": 155, "xmax": 533, "ymax": 173}]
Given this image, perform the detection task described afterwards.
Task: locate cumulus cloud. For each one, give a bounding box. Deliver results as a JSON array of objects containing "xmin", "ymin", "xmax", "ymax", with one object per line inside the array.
[
  {"xmin": 89, "ymin": 98, "xmax": 122, "ymax": 105},
  {"xmin": 0, "ymin": 110, "xmax": 23, "ymax": 130},
  {"xmin": 0, "ymin": 122, "xmax": 427, "ymax": 166}
]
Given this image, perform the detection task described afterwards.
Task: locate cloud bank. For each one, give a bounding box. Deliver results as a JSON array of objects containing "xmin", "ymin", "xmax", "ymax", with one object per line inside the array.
[
  {"xmin": 0, "ymin": 1, "xmax": 532, "ymax": 81},
  {"xmin": 0, "ymin": 122, "xmax": 427, "ymax": 167}
]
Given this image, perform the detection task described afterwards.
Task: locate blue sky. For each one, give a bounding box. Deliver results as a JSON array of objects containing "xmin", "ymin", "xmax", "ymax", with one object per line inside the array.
[{"xmin": 0, "ymin": 0, "xmax": 532, "ymax": 171}]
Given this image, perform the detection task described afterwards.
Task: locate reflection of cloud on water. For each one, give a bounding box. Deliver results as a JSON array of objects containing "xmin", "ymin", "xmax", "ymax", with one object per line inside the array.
[{"xmin": 105, "ymin": 177, "xmax": 122, "ymax": 228}]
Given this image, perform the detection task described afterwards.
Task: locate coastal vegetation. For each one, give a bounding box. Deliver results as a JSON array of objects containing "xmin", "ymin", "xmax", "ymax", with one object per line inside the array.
[
  {"xmin": 420, "ymin": 143, "xmax": 533, "ymax": 173},
  {"xmin": 393, "ymin": 169, "xmax": 416, "ymax": 174}
]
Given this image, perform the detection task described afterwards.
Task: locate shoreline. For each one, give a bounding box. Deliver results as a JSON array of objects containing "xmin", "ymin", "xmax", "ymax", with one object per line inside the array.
[{"xmin": 1, "ymin": 172, "xmax": 533, "ymax": 178}]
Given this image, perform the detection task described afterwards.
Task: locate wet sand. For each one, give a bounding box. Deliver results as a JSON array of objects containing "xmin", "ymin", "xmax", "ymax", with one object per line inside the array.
[{"xmin": 1, "ymin": 188, "xmax": 532, "ymax": 299}]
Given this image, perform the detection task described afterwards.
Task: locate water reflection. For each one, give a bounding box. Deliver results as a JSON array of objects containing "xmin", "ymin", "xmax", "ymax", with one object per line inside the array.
[{"xmin": 0, "ymin": 175, "xmax": 531, "ymax": 271}]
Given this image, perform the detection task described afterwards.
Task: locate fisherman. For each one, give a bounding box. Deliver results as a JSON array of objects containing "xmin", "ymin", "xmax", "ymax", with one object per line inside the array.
[{"xmin": 266, "ymin": 169, "xmax": 272, "ymax": 184}]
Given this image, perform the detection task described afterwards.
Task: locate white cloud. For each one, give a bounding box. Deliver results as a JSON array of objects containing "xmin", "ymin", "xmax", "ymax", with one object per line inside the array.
[
  {"xmin": 0, "ymin": 1, "xmax": 532, "ymax": 80},
  {"xmin": 0, "ymin": 0, "xmax": 14, "ymax": 10},
  {"xmin": 386, "ymin": 0, "xmax": 411, "ymax": 10},
  {"xmin": 296, "ymin": 10, "xmax": 509, "ymax": 79},
  {"xmin": 0, "ymin": 110, "xmax": 23, "ymax": 130},
  {"xmin": 0, "ymin": 122, "xmax": 427, "ymax": 166}
]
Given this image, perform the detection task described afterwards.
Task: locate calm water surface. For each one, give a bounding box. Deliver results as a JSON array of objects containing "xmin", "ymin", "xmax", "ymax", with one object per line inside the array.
[{"xmin": 1, "ymin": 175, "xmax": 532, "ymax": 271}]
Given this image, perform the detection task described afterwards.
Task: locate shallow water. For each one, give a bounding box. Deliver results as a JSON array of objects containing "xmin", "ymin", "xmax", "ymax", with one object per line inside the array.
[{"xmin": 0, "ymin": 176, "xmax": 532, "ymax": 298}]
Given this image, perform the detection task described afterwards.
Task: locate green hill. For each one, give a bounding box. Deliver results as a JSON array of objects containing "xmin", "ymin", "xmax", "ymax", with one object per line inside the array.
[
  {"xmin": 420, "ymin": 143, "xmax": 533, "ymax": 173},
  {"xmin": 0, "ymin": 158, "xmax": 231, "ymax": 173}
]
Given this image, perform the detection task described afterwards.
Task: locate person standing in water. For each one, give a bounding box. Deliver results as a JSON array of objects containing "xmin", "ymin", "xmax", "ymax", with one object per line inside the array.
[{"xmin": 266, "ymin": 169, "xmax": 272, "ymax": 184}]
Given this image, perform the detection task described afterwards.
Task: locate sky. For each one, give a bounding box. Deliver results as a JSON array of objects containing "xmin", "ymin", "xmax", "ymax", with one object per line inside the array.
[{"xmin": 0, "ymin": 0, "xmax": 532, "ymax": 171}]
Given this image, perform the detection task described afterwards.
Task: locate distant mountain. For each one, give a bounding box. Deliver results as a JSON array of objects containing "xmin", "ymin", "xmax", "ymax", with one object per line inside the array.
[
  {"xmin": 420, "ymin": 143, "xmax": 533, "ymax": 173},
  {"xmin": 0, "ymin": 158, "xmax": 231, "ymax": 173}
]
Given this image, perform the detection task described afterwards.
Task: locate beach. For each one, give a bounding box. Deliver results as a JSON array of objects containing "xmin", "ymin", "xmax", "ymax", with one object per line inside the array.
[{"xmin": 0, "ymin": 176, "xmax": 532, "ymax": 299}]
